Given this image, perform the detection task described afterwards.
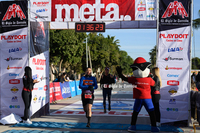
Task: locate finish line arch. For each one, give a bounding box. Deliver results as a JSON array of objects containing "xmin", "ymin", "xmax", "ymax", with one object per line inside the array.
[{"xmin": 0, "ymin": 0, "xmax": 192, "ymax": 125}]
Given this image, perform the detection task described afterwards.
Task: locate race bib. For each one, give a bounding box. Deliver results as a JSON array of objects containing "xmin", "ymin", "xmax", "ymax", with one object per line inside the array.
[
  {"xmin": 85, "ymin": 93, "xmax": 92, "ymax": 99},
  {"xmin": 104, "ymin": 84, "xmax": 110, "ymax": 88}
]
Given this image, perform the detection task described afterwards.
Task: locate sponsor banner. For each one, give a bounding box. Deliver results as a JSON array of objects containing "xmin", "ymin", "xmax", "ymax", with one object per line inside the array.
[
  {"xmin": 69, "ymin": 81, "xmax": 76, "ymax": 97},
  {"xmin": 60, "ymin": 82, "xmax": 71, "ymax": 99},
  {"xmin": 53, "ymin": 82, "xmax": 63, "ymax": 101},
  {"xmin": 30, "ymin": 0, "xmax": 51, "ymax": 21},
  {"xmin": 51, "ymin": 0, "xmax": 136, "ymax": 22},
  {"xmin": 0, "ymin": 97, "xmax": 25, "ymax": 117},
  {"xmin": 0, "ymin": 1, "xmax": 28, "ymax": 33},
  {"xmin": 135, "ymin": 0, "xmax": 157, "ymax": 20},
  {"xmin": 159, "ymin": 0, "xmax": 191, "ymax": 26},
  {"xmin": 157, "ymin": 26, "xmax": 191, "ymax": 61},
  {"xmin": 0, "ymin": 27, "xmax": 29, "ymax": 48},
  {"xmin": 157, "ymin": 0, "xmax": 191, "ymax": 123},
  {"xmin": 75, "ymin": 81, "xmax": 82, "ymax": 95},
  {"xmin": 29, "ymin": 51, "xmax": 49, "ymax": 116},
  {"xmin": 30, "ymin": 22, "xmax": 49, "ymax": 57},
  {"xmin": 159, "ymin": 100, "xmax": 189, "ymax": 123},
  {"xmin": 49, "ymin": 82, "xmax": 54, "ymax": 103}
]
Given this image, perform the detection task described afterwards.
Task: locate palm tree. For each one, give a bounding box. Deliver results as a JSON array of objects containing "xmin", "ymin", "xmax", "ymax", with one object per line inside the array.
[
  {"xmin": 193, "ymin": 10, "xmax": 200, "ymax": 29},
  {"xmin": 149, "ymin": 45, "xmax": 157, "ymax": 67}
]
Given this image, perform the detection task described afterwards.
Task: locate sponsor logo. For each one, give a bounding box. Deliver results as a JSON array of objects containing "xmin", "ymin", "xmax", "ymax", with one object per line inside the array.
[
  {"xmin": 38, "ymin": 87, "xmax": 43, "ymax": 90},
  {"xmin": 138, "ymin": 14, "xmax": 143, "ymax": 18},
  {"xmin": 9, "ymin": 105, "xmax": 20, "ymax": 109},
  {"xmin": 38, "ymin": 96, "xmax": 42, "ymax": 103},
  {"xmin": 32, "ymin": 74, "xmax": 39, "ymax": 80},
  {"xmin": 1, "ymin": 35, "xmax": 27, "ymax": 40},
  {"xmin": 147, "ymin": 15, "xmax": 155, "ymax": 18},
  {"xmin": 33, "ymin": 95, "xmax": 37, "ymax": 103},
  {"xmin": 44, "ymin": 85, "xmax": 48, "ymax": 91},
  {"xmin": 160, "ymin": 34, "xmax": 189, "ymax": 39},
  {"xmin": 32, "ymin": 58, "xmax": 46, "ymax": 65},
  {"xmin": 166, "ymin": 108, "xmax": 178, "ymax": 112},
  {"xmin": 33, "ymin": 88, "xmax": 38, "ymax": 91},
  {"xmin": 54, "ymin": 0, "xmax": 132, "ymax": 22},
  {"xmin": 162, "ymin": 1, "xmax": 188, "ymax": 18},
  {"xmin": 3, "ymin": 4, "xmax": 26, "ymax": 21},
  {"xmin": 11, "ymin": 96, "xmax": 18, "ymax": 102},
  {"xmin": 167, "ymin": 74, "xmax": 179, "ymax": 78},
  {"xmin": 36, "ymin": 8, "xmax": 48, "ymax": 13},
  {"xmin": 137, "ymin": 1, "xmax": 146, "ymax": 11},
  {"xmin": 167, "ymin": 80, "xmax": 179, "ymax": 86},
  {"xmin": 36, "ymin": 66, "xmax": 44, "ymax": 70},
  {"xmin": 7, "ymin": 65, "xmax": 22, "ymax": 70},
  {"xmin": 11, "ymin": 86, "xmax": 19, "ymax": 93},
  {"xmin": 62, "ymin": 86, "xmax": 70, "ymax": 94},
  {"xmin": 9, "ymin": 79, "xmax": 20, "ymax": 84},
  {"xmin": 40, "ymin": 75, "xmax": 48, "ymax": 81},
  {"xmin": 33, "ymin": 2, "xmax": 50, "ymax": 7},
  {"xmin": 169, "ymin": 98, "xmax": 176, "ymax": 104},
  {"xmin": 9, "ymin": 47, "xmax": 22, "ymax": 53},
  {"xmin": 148, "ymin": 7, "xmax": 154, "ymax": 11},
  {"xmin": 5, "ymin": 57, "xmax": 22, "ymax": 61},
  {"xmin": 168, "ymin": 88, "xmax": 177, "ymax": 95},
  {"xmin": 9, "ymin": 73, "xmax": 20, "ymax": 76},
  {"xmin": 163, "ymin": 56, "xmax": 183, "ymax": 61},
  {"xmin": 168, "ymin": 47, "xmax": 183, "ymax": 52},
  {"xmin": 165, "ymin": 66, "xmax": 182, "ymax": 70},
  {"xmin": 72, "ymin": 87, "xmax": 75, "ymax": 92}
]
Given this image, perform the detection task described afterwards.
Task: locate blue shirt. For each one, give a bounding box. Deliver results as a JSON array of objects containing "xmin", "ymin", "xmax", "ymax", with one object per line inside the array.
[{"xmin": 79, "ymin": 75, "xmax": 98, "ymax": 94}]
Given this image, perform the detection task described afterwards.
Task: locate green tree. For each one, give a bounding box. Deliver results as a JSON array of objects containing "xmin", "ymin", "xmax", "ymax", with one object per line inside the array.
[
  {"xmin": 192, "ymin": 57, "xmax": 200, "ymax": 69},
  {"xmin": 193, "ymin": 10, "xmax": 200, "ymax": 29},
  {"xmin": 118, "ymin": 50, "xmax": 133, "ymax": 74},
  {"xmin": 149, "ymin": 45, "xmax": 157, "ymax": 67},
  {"xmin": 50, "ymin": 30, "xmax": 86, "ymax": 78}
]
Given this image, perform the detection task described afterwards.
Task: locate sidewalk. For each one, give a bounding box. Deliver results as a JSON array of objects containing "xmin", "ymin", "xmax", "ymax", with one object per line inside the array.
[{"xmin": 0, "ymin": 92, "xmax": 199, "ymax": 133}]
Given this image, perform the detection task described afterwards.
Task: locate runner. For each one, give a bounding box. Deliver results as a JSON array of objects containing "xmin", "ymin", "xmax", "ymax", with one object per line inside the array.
[
  {"xmin": 100, "ymin": 67, "xmax": 115, "ymax": 113},
  {"xmin": 79, "ymin": 67, "xmax": 98, "ymax": 127}
]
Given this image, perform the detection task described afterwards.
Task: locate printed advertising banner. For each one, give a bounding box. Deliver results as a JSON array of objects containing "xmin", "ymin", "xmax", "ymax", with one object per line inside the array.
[
  {"xmin": 135, "ymin": 0, "xmax": 157, "ymax": 20},
  {"xmin": 0, "ymin": 1, "xmax": 28, "ymax": 118},
  {"xmin": 30, "ymin": 0, "xmax": 51, "ymax": 21},
  {"xmin": 50, "ymin": 0, "xmax": 157, "ymax": 29},
  {"xmin": 29, "ymin": 51, "xmax": 49, "ymax": 116},
  {"xmin": 157, "ymin": 0, "xmax": 191, "ymax": 123}
]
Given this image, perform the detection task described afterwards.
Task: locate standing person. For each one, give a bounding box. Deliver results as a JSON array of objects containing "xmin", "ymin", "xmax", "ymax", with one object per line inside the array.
[
  {"xmin": 22, "ymin": 66, "xmax": 39, "ymax": 124},
  {"xmin": 100, "ymin": 67, "xmax": 115, "ymax": 113},
  {"xmin": 196, "ymin": 72, "xmax": 200, "ymax": 90},
  {"xmin": 191, "ymin": 72, "xmax": 196, "ymax": 83},
  {"xmin": 79, "ymin": 68, "xmax": 98, "ymax": 127},
  {"xmin": 151, "ymin": 67, "xmax": 162, "ymax": 127}
]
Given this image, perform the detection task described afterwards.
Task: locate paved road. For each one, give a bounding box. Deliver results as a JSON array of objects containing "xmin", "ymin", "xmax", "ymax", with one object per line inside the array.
[{"xmin": 0, "ymin": 82, "xmax": 198, "ymax": 133}]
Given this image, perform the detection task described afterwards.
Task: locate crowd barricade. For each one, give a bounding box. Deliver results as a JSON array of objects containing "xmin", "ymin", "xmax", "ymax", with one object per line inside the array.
[
  {"xmin": 49, "ymin": 81, "xmax": 82, "ymax": 103},
  {"xmin": 75, "ymin": 80, "xmax": 82, "ymax": 95}
]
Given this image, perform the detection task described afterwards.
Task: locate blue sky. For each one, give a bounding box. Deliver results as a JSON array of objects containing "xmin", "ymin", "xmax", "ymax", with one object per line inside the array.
[{"xmin": 103, "ymin": 0, "xmax": 200, "ymax": 62}]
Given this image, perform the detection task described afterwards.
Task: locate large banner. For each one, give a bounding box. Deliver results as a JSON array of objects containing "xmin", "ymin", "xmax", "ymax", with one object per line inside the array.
[
  {"xmin": 50, "ymin": 0, "xmax": 157, "ymax": 29},
  {"xmin": 0, "ymin": 1, "xmax": 28, "ymax": 118},
  {"xmin": 29, "ymin": 51, "xmax": 49, "ymax": 116},
  {"xmin": 157, "ymin": 0, "xmax": 191, "ymax": 123},
  {"xmin": 30, "ymin": 0, "xmax": 51, "ymax": 21}
]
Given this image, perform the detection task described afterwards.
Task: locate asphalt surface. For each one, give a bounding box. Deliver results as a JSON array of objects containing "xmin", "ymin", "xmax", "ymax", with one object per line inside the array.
[{"xmin": 0, "ymin": 82, "xmax": 199, "ymax": 133}]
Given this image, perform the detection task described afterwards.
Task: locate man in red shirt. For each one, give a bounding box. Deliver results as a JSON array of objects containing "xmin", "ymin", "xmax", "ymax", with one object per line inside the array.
[{"xmin": 116, "ymin": 57, "xmax": 159, "ymax": 133}]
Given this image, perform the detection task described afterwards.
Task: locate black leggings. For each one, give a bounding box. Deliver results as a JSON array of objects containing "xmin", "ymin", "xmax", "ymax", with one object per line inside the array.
[
  {"xmin": 103, "ymin": 88, "xmax": 112, "ymax": 106},
  {"xmin": 22, "ymin": 90, "xmax": 32, "ymax": 120},
  {"xmin": 152, "ymin": 94, "xmax": 160, "ymax": 122}
]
